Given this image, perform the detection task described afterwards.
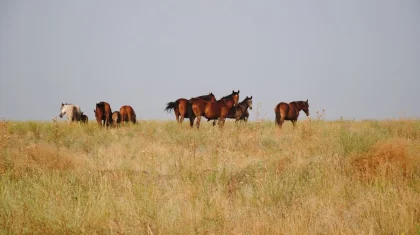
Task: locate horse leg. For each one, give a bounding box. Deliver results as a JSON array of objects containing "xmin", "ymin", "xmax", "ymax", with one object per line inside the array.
[
  {"xmin": 212, "ymin": 120, "xmax": 216, "ymax": 126},
  {"xmin": 196, "ymin": 116, "xmax": 201, "ymax": 129},
  {"xmin": 292, "ymin": 120, "xmax": 297, "ymax": 129},
  {"xmin": 189, "ymin": 116, "xmax": 195, "ymax": 128},
  {"xmin": 175, "ymin": 110, "xmax": 180, "ymax": 124},
  {"xmin": 179, "ymin": 115, "xmax": 184, "ymax": 125},
  {"xmin": 218, "ymin": 118, "xmax": 226, "ymax": 128}
]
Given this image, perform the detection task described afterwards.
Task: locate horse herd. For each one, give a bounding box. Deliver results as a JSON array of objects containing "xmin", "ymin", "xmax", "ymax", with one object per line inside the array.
[
  {"xmin": 59, "ymin": 90, "xmax": 310, "ymax": 129},
  {"xmin": 59, "ymin": 102, "xmax": 136, "ymax": 127}
]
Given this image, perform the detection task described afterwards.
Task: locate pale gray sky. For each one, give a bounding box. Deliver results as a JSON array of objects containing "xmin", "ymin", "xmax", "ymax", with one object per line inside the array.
[{"xmin": 1, "ymin": 0, "xmax": 419, "ymax": 121}]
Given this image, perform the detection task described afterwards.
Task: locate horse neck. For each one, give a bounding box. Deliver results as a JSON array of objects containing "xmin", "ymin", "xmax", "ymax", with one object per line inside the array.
[
  {"xmin": 64, "ymin": 105, "xmax": 73, "ymax": 112},
  {"xmin": 219, "ymin": 99, "xmax": 233, "ymax": 108},
  {"xmin": 290, "ymin": 102, "xmax": 301, "ymax": 111},
  {"xmin": 239, "ymin": 102, "xmax": 248, "ymax": 111},
  {"xmin": 200, "ymin": 95, "xmax": 214, "ymax": 102}
]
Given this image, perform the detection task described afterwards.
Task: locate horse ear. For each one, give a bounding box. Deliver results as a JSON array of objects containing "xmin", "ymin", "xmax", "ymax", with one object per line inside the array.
[
  {"xmin": 306, "ymin": 99, "xmax": 308, "ymax": 103},
  {"xmin": 250, "ymin": 96, "xmax": 252, "ymax": 99},
  {"xmin": 238, "ymin": 90, "xmax": 240, "ymax": 93},
  {"xmin": 232, "ymin": 90, "xmax": 234, "ymax": 93}
]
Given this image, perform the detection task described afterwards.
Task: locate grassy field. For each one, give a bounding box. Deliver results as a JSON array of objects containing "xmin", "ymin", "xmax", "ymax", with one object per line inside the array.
[{"xmin": 1, "ymin": 115, "xmax": 420, "ymax": 234}]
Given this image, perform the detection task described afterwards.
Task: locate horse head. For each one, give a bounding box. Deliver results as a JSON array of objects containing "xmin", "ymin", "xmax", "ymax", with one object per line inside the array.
[
  {"xmin": 231, "ymin": 90, "xmax": 240, "ymax": 106},
  {"xmin": 246, "ymin": 96, "xmax": 253, "ymax": 110},
  {"xmin": 208, "ymin": 92, "xmax": 216, "ymax": 102},
  {"xmin": 59, "ymin": 103, "xmax": 66, "ymax": 118},
  {"xmin": 300, "ymin": 99, "xmax": 309, "ymax": 116}
]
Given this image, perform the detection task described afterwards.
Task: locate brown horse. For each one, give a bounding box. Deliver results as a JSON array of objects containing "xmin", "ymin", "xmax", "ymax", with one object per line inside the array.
[
  {"xmin": 94, "ymin": 101, "xmax": 112, "ymax": 127},
  {"xmin": 226, "ymin": 96, "xmax": 252, "ymax": 123},
  {"xmin": 274, "ymin": 99, "xmax": 309, "ymax": 128},
  {"xmin": 81, "ymin": 112, "xmax": 89, "ymax": 124},
  {"xmin": 165, "ymin": 92, "xmax": 216, "ymax": 126},
  {"xmin": 112, "ymin": 111, "xmax": 121, "ymax": 126},
  {"xmin": 120, "ymin": 105, "xmax": 136, "ymax": 124},
  {"xmin": 190, "ymin": 90, "xmax": 240, "ymax": 129}
]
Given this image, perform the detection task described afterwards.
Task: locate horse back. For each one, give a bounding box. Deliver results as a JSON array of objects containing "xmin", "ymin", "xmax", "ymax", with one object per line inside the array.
[{"xmin": 204, "ymin": 100, "xmax": 229, "ymax": 119}]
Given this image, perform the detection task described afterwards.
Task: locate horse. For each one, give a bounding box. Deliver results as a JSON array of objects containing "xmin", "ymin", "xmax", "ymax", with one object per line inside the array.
[
  {"xmin": 94, "ymin": 101, "xmax": 112, "ymax": 127},
  {"xmin": 112, "ymin": 111, "xmax": 121, "ymax": 126},
  {"xmin": 190, "ymin": 90, "xmax": 240, "ymax": 129},
  {"xmin": 165, "ymin": 92, "xmax": 216, "ymax": 127},
  {"xmin": 81, "ymin": 112, "xmax": 89, "ymax": 124},
  {"xmin": 226, "ymin": 96, "xmax": 252, "ymax": 123},
  {"xmin": 120, "ymin": 105, "xmax": 136, "ymax": 124},
  {"xmin": 59, "ymin": 103, "xmax": 81, "ymax": 123},
  {"xmin": 274, "ymin": 99, "xmax": 309, "ymax": 128}
]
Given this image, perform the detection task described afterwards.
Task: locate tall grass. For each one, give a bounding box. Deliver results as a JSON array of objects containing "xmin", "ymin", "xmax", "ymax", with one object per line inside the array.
[{"xmin": 0, "ymin": 118, "xmax": 419, "ymax": 234}]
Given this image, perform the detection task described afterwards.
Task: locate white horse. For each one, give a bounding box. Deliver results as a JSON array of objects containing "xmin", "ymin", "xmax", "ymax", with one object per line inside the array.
[{"xmin": 59, "ymin": 103, "xmax": 81, "ymax": 123}]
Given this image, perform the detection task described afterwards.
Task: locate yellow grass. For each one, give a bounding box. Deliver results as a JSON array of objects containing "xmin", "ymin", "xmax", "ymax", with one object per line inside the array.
[{"xmin": 0, "ymin": 117, "xmax": 420, "ymax": 234}]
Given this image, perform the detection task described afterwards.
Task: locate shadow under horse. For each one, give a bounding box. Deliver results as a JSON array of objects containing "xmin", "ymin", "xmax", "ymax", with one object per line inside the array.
[
  {"xmin": 165, "ymin": 93, "xmax": 216, "ymax": 127},
  {"xmin": 190, "ymin": 90, "xmax": 240, "ymax": 129},
  {"xmin": 274, "ymin": 99, "xmax": 309, "ymax": 128}
]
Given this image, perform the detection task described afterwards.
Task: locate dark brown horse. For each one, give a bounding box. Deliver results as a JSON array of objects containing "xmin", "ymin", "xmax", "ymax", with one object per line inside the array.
[
  {"xmin": 120, "ymin": 105, "xmax": 136, "ymax": 124},
  {"xmin": 94, "ymin": 101, "xmax": 112, "ymax": 127},
  {"xmin": 112, "ymin": 111, "xmax": 121, "ymax": 126},
  {"xmin": 190, "ymin": 90, "xmax": 240, "ymax": 129},
  {"xmin": 81, "ymin": 112, "xmax": 89, "ymax": 124},
  {"xmin": 165, "ymin": 92, "xmax": 216, "ymax": 126},
  {"xmin": 226, "ymin": 96, "xmax": 252, "ymax": 123},
  {"xmin": 274, "ymin": 99, "xmax": 309, "ymax": 128}
]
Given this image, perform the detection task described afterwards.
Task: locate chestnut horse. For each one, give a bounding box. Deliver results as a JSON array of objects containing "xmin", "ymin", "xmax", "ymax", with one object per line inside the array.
[
  {"xmin": 112, "ymin": 111, "xmax": 121, "ymax": 126},
  {"xmin": 165, "ymin": 92, "xmax": 216, "ymax": 126},
  {"xmin": 226, "ymin": 96, "xmax": 252, "ymax": 123},
  {"xmin": 120, "ymin": 105, "xmax": 136, "ymax": 124},
  {"xmin": 94, "ymin": 101, "xmax": 112, "ymax": 127},
  {"xmin": 81, "ymin": 112, "xmax": 89, "ymax": 124},
  {"xmin": 274, "ymin": 99, "xmax": 309, "ymax": 128},
  {"xmin": 190, "ymin": 90, "xmax": 240, "ymax": 129}
]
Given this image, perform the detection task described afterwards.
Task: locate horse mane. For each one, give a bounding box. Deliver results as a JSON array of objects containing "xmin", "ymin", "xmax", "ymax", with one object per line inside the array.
[
  {"xmin": 239, "ymin": 96, "xmax": 252, "ymax": 104},
  {"xmin": 96, "ymin": 102, "xmax": 106, "ymax": 107},
  {"xmin": 220, "ymin": 93, "xmax": 235, "ymax": 100},
  {"xmin": 220, "ymin": 90, "xmax": 239, "ymax": 101},
  {"xmin": 289, "ymin": 100, "xmax": 308, "ymax": 109}
]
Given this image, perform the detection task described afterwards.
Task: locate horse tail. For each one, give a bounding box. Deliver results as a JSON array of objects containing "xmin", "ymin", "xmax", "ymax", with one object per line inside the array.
[
  {"xmin": 131, "ymin": 108, "xmax": 137, "ymax": 124},
  {"xmin": 274, "ymin": 105, "xmax": 280, "ymax": 126},
  {"xmin": 165, "ymin": 101, "xmax": 178, "ymax": 113}
]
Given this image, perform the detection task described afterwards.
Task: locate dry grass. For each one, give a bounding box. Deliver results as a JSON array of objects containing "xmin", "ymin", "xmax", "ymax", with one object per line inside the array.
[{"xmin": 0, "ymin": 118, "xmax": 420, "ymax": 234}]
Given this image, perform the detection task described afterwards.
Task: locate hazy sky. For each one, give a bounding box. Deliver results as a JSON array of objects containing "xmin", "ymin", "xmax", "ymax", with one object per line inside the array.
[{"xmin": 1, "ymin": 0, "xmax": 419, "ymax": 121}]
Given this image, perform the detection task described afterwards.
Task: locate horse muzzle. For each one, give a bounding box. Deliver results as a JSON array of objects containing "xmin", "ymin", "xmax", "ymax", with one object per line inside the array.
[{"xmin": 59, "ymin": 114, "xmax": 63, "ymax": 118}]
